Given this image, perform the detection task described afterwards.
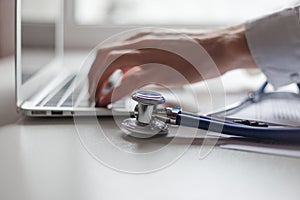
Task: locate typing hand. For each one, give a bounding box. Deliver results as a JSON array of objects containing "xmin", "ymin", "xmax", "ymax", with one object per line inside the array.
[{"xmin": 88, "ymin": 25, "xmax": 255, "ymax": 106}]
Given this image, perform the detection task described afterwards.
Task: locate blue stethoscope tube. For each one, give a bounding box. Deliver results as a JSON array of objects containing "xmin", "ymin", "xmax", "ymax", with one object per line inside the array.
[
  {"xmin": 174, "ymin": 81, "xmax": 300, "ymax": 142},
  {"xmin": 125, "ymin": 82, "xmax": 300, "ymax": 141},
  {"xmin": 176, "ymin": 112, "xmax": 300, "ymax": 141}
]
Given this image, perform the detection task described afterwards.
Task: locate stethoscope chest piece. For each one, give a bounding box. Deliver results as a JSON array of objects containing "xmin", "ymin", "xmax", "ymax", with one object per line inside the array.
[
  {"xmin": 122, "ymin": 118, "xmax": 168, "ymax": 138},
  {"xmin": 122, "ymin": 91, "xmax": 169, "ymax": 138}
]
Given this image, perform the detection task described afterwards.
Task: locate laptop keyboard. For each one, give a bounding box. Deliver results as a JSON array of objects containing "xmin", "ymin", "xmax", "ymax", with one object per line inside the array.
[
  {"xmin": 45, "ymin": 76, "xmax": 75, "ymax": 107},
  {"xmin": 60, "ymin": 93, "xmax": 74, "ymax": 107},
  {"xmin": 37, "ymin": 74, "xmax": 90, "ymax": 108},
  {"xmin": 39, "ymin": 73, "xmax": 125, "ymax": 109},
  {"xmin": 60, "ymin": 84, "xmax": 83, "ymax": 107}
]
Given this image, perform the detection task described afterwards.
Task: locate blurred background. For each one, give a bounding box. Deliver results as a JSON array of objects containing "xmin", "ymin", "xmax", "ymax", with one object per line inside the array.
[
  {"xmin": 74, "ymin": 0, "xmax": 298, "ymax": 25},
  {"xmin": 0, "ymin": 0, "xmax": 14, "ymax": 58},
  {"xmin": 1, "ymin": 0, "xmax": 299, "ymax": 58},
  {"xmin": 17, "ymin": 0, "xmax": 300, "ymax": 80}
]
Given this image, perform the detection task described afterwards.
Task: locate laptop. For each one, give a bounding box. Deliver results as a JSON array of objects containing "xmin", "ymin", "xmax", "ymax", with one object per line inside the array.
[
  {"xmin": 15, "ymin": 0, "xmax": 219, "ymax": 117},
  {"xmin": 15, "ymin": 0, "xmax": 130, "ymax": 117}
]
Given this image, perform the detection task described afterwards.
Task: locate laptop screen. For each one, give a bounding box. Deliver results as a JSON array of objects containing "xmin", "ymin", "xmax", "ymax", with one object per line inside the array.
[{"xmin": 20, "ymin": 0, "xmax": 60, "ymax": 84}]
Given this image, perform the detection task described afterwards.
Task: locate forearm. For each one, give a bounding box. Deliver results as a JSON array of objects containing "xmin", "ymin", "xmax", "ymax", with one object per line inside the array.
[{"xmin": 194, "ymin": 24, "xmax": 257, "ymax": 74}]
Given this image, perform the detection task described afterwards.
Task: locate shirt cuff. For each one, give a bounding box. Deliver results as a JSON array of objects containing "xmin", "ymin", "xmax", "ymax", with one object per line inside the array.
[{"xmin": 245, "ymin": 5, "xmax": 300, "ymax": 88}]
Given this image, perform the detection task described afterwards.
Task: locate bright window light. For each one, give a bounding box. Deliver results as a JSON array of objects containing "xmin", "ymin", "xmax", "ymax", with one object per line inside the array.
[{"xmin": 75, "ymin": 0, "xmax": 298, "ymax": 25}]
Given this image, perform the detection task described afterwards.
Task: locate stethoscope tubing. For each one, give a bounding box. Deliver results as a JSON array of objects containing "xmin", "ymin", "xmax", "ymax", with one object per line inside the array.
[
  {"xmin": 126, "ymin": 81, "xmax": 300, "ymax": 141},
  {"xmin": 176, "ymin": 112, "xmax": 300, "ymax": 141}
]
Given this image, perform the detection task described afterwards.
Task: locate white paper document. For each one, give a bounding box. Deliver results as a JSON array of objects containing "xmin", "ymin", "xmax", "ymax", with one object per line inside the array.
[
  {"xmin": 220, "ymin": 139, "xmax": 300, "ymax": 158},
  {"xmin": 220, "ymin": 93, "xmax": 300, "ymax": 158},
  {"xmin": 229, "ymin": 93, "xmax": 300, "ymax": 127}
]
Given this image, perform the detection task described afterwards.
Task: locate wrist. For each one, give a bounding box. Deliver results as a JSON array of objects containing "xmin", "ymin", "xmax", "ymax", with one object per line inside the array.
[
  {"xmin": 195, "ymin": 24, "xmax": 257, "ymax": 74},
  {"xmin": 224, "ymin": 24, "xmax": 257, "ymax": 71}
]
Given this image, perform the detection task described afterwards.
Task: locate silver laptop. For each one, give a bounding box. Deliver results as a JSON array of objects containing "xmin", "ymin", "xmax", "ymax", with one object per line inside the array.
[{"xmin": 15, "ymin": 0, "xmax": 130, "ymax": 117}]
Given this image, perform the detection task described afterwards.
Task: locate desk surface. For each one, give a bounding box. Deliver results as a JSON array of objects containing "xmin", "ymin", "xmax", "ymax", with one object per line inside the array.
[
  {"xmin": 1, "ymin": 118, "xmax": 300, "ymax": 200},
  {"xmin": 1, "ymin": 57, "xmax": 300, "ymax": 200}
]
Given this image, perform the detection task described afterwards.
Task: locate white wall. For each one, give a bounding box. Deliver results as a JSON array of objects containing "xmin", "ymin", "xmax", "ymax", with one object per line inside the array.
[{"xmin": 22, "ymin": 0, "xmax": 61, "ymax": 23}]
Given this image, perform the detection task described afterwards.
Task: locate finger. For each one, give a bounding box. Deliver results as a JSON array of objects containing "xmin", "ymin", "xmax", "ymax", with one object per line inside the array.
[
  {"xmin": 93, "ymin": 50, "xmax": 150, "ymax": 101},
  {"xmin": 89, "ymin": 49, "xmax": 143, "ymax": 101},
  {"xmin": 97, "ymin": 63, "xmax": 194, "ymax": 106},
  {"xmin": 88, "ymin": 48, "xmax": 146, "ymax": 95},
  {"xmin": 124, "ymin": 31, "xmax": 151, "ymax": 41},
  {"xmin": 97, "ymin": 67, "xmax": 144, "ymax": 106},
  {"xmin": 90, "ymin": 47, "xmax": 204, "ymax": 104},
  {"xmin": 89, "ymin": 36, "xmax": 187, "ymax": 91}
]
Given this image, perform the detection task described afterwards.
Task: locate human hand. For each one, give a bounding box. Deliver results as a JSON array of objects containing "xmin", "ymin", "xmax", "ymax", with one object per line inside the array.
[{"xmin": 88, "ymin": 25, "xmax": 256, "ymax": 106}]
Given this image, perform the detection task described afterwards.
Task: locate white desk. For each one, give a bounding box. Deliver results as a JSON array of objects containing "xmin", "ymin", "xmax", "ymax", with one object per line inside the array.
[{"xmin": 1, "ymin": 57, "xmax": 300, "ymax": 200}]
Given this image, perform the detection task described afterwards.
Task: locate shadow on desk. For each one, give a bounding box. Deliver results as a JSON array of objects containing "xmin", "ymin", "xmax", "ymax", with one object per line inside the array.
[{"xmin": 18, "ymin": 116, "xmax": 300, "ymax": 159}]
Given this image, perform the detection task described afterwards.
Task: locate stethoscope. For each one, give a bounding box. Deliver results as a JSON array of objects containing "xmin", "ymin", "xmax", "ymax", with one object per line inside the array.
[{"xmin": 122, "ymin": 82, "xmax": 300, "ymax": 141}]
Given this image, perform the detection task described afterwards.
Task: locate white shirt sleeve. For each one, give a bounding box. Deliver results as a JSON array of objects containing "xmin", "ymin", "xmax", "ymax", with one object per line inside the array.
[{"xmin": 245, "ymin": 5, "xmax": 300, "ymax": 88}]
